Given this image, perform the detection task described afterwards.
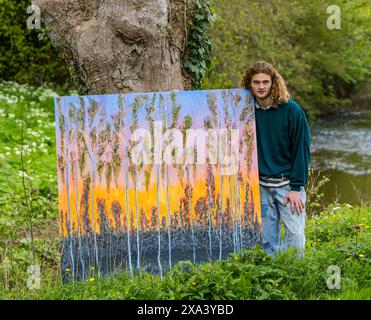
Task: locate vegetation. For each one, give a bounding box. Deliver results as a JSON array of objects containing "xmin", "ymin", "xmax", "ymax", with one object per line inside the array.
[
  {"xmin": 2, "ymin": 1, "xmax": 369, "ymax": 118},
  {"xmin": 1, "ymin": 201, "xmax": 370, "ymax": 299},
  {"xmin": 0, "ymin": 82, "xmax": 370, "ymax": 299},
  {"xmin": 0, "ymin": 1, "xmax": 71, "ymax": 90},
  {"xmin": 205, "ymin": 0, "xmax": 370, "ymax": 118},
  {"xmin": 183, "ymin": 0, "xmax": 216, "ymax": 89}
]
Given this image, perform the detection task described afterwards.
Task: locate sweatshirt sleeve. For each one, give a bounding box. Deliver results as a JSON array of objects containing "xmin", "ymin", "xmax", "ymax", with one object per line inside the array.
[{"xmin": 288, "ymin": 104, "xmax": 311, "ymax": 191}]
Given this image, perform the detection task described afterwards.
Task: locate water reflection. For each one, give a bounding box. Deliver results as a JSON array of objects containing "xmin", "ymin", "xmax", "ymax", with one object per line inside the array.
[{"xmin": 310, "ymin": 110, "xmax": 370, "ymax": 205}]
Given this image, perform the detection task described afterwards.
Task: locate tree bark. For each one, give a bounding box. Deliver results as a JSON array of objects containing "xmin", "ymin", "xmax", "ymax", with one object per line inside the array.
[{"xmin": 33, "ymin": 0, "xmax": 195, "ymax": 94}]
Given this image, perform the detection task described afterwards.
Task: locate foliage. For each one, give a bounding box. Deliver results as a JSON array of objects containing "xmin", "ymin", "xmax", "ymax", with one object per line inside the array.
[
  {"xmin": 0, "ymin": 1, "xmax": 72, "ymax": 90},
  {"xmin": 183, "ymin": 0, "xmax": 216, "ymax": 89},
  {"xmin": 2, "ymin": 0, "xmax": 369, "ymax": 116},
  {"xmin": 204, "ymin": 0, "xmax": 371, "ymax": 118},
  {"xmin": 0, "ymin": 81, "xmax": 64, "ymax": 197},
  {"xmin": 0, "ymin": 81, "xmax": 66, "ymax": 290},
  {"xmin": 305, "ymin": 167, "xmax": 331, "ymax": 217},
  {"xmin": 1, "ymin": 202, "xmax": 370, "ymax": 300}
]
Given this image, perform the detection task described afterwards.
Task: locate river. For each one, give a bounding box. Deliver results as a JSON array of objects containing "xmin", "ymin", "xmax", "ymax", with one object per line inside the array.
[{"xmin": 311, "ymin": 110, "xmax": 371, "ymax": 206}]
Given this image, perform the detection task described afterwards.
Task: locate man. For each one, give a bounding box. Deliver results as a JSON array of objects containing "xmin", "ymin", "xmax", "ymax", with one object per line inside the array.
[{"xmin": 240, "ymin": 61, "xmax": 311, "ymax": 257}]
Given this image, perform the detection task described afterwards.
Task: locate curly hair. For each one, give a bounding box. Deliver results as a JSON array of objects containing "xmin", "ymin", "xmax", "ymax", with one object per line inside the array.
[{"xmin": 240, "ymin": 61, "xmax": 290, "ymax": 105}]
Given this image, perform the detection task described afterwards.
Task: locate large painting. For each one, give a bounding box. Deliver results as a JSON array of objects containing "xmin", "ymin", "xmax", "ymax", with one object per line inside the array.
[{"xmin": 55, "ymin": 89, "xmax": 262, "ymax": 282}]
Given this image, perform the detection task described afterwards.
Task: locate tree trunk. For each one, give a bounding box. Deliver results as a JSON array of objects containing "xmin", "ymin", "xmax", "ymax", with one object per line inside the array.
[{"xmin": 33, "ymin": 0, "xmax": 195, "ymax": 94}]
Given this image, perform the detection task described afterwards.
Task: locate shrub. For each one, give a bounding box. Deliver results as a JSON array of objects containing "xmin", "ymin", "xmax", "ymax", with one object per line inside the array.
[{"xmin": 0, "ymin": 1, "xmax": 71, "ymax": 89}]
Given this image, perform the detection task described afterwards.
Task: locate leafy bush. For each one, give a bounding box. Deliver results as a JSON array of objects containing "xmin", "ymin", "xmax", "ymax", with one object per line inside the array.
[{"xmin": 0, "ymin": 1, "xmax": 71, "ymax": 89}]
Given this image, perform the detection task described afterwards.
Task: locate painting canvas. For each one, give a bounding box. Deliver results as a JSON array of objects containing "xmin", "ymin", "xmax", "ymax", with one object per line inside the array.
[{"xmin": 55, "ymin": 88, "xmax": 262, "ymax": 281}]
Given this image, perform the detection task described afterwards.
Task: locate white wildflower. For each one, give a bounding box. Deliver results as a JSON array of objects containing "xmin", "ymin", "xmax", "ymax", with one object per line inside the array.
[{"xmin": 17, "ymin": 170, "xmax": 33, "ymax": 180}]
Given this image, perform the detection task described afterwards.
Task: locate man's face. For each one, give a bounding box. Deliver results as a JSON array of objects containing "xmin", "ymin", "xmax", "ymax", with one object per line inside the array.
[{"xmin": 250, "ymin": 73, "xmax": 272, "ymax": 100}]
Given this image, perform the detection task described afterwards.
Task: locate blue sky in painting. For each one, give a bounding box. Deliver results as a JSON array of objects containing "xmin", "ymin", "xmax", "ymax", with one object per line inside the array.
[{"xmin": 56, "ymin": 88, "xmax": 253, "ymax": 138}]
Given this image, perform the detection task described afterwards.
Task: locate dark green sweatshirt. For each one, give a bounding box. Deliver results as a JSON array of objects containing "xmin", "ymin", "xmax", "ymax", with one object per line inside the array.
[{"xmin": 254, "ymin": 98, "xmax": 311, "ymax": 191}]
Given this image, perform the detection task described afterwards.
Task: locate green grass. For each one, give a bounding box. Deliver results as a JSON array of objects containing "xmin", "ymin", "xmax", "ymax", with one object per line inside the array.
[
  {"xmin": 328, "ymin": 287, "xmax": 371, "ymax": 300},
  {"xmin": 2, "ymin": 208, "xmax": 370, "ymax": 300},
  {"xmin": 0, "ymin": 81, "xmax": 370, "ymax": 300}
]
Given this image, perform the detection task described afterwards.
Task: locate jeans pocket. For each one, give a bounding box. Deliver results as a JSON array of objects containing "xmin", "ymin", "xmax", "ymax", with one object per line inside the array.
[{"xmin": 275, "ymin": 184, "xmax": 291, "ymax": 206}]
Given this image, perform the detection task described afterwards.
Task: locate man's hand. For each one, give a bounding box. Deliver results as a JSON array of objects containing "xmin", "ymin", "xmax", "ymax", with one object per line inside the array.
[{"xmin": 284, "ymin": 191, "xmax": 305, "ymax": 215}]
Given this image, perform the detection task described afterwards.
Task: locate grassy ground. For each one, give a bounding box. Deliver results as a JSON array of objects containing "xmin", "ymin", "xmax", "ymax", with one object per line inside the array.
[{"xmin": 0, "ymin": 82, "xmax": 370, "ymax": 300}]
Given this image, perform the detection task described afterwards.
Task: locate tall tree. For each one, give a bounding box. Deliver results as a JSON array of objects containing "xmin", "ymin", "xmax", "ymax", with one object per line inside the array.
[
  {"xmin": 128, "ymin": 94, "xmax": 148, "ymax": 270},
  {"xmin": 57, "ymin": 98, "xmax": 75, "ymax": 280},
  {"xmin": 84, "ymin": 98, "xmax": 100, "ymax": 272},
  {"xmin": 156, "ymin": 93, "xmax": 166, "ymax": 277},
  {"xmin": 113, "ymin": 94, "xmax": 134, "ymax": 274},
  {"xmin": 230, "ymin": 90, "xmax": 243, "ymax": 252},
  {"xmin": 68, "ymin": 102, "xmax": 86, "ymax": 279},
  {"xmin": 204, "ymin": 92, "xmax": 219, "ymax": 258},
  {"xmin": 33, "ymin": 0, "xmax": 214, "ymax": 93},
  {"xmin": 182, "ymin": 114, "xmax": 196, "ymax": 263}
]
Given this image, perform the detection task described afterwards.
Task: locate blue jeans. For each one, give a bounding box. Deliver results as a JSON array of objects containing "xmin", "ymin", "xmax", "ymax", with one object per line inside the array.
[{"xmin": 260, "ymin": 183, "xmax": 306, "ymax": 257}]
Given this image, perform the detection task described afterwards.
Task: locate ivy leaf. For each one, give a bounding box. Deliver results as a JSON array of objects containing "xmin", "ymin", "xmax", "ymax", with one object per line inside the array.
[
  {"xmin": 195, "ymin": 13, "xmax": 205, "ymax": 21},
  {"xmin": 198, "ymin": 47, "xmax": 205, "ymax": 55}
]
